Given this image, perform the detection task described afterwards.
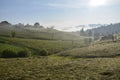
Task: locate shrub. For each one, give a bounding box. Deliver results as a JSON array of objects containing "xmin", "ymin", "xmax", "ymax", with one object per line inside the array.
[
  {"xmin": 1, "ymin": 49, "xmax": 17, "ymax": 58},
  {"xmin": 0, "ymin": 48, "xmax": 31, "ymax": 58},
  {"xmin": 17, "ymin": 48, "xmax": 31, "ymax": 57},
  {"xmin": 39, "ymin": 49, "xmax": 48, "ymax": 56}
]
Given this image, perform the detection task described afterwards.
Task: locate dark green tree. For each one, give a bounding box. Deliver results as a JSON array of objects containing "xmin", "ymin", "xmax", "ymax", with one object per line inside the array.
[{"xmin": 34, "ymin": 22, "xmax": 40, "ymax": 27}]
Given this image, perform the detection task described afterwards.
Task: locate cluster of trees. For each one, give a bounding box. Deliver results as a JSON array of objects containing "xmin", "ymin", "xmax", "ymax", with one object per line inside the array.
[
  {"xmin": 80, "ymin": 28, "xmax": 91, "ymax": 36},
  {"xmin": 0, "ymin": 21, "xmax": 56, "ymax": 33},
  {"xmin": 0, "ymin": 21, "xmax": 11, "ymax": 25},
  {"xmin": 15, "ymin": 22, "xmax": 44, "ymax": 28},
  {"xmin": 0, "ymin": 21, "xmax": 44, "ymax": 28}
]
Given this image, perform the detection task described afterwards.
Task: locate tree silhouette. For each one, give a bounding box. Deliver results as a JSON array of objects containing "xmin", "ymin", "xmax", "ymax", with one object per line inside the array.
[
  {"xmin": 34, "ymin": 22, "xmax": 40, "ymax": 27},
  {"xmin": 0, "ymin": 21, "xmax": 11, "ymax": 25},
  {"xmin": 80, "ymin": 28, "xmax": 85, "ymax": 36}
]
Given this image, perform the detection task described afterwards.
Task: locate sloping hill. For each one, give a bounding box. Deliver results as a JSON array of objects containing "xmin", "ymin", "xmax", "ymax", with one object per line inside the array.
[
  {"xmin": 0, "ymin": 22, "xmax": 81, "ymax": 40},
  {"xmin": 58, "ymin": 40, "xmax": 120, "ymax": 58},
  {"xmin": 86, "ymin": 23, "xmax": 120, "ymax": 37},
  {"xmin": 0, "ymin": 21, "xmax": 87, "ymax": 56}
]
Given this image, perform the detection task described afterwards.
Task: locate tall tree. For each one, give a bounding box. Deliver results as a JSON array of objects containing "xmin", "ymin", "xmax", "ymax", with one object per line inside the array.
[
  {"xmin": 34, "ymin": 22, "xmax": 40, "ymax": 27},
  {"xmin": 80, "ymin": 28, "xmax": 85, "ymax": 36}
]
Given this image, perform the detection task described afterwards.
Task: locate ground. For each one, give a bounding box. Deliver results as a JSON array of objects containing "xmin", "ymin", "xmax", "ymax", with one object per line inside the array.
[{"xmin": 0, "ymin": 56, "xmax": 120, "ymax": 80}]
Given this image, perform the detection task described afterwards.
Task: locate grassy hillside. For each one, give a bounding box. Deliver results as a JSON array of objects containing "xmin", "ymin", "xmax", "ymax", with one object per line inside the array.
[
  {"xmin": 0, "ymin": 24, "xmax": 86, "ymax": 56},
  {"xmin": 58, "ymin": 40, "xmax": 120, "ymax": 58},
  {"xmin": 0, "ymin": 25, "xmax": 81, "ymax": 40},
  {"xmin": 0, "ymin": 36, "xmax": 85, "ymax": 56},
  {"xmin": 86, "ymin": 23, "xmax": 120, "ymax": 37},
  {"xmin": 0, "ymin": 23, "xmax": 120, "ymax": 80},
  {"xmin": 0, "ymin": 43, "xmax": 24, "ymax": 53}
]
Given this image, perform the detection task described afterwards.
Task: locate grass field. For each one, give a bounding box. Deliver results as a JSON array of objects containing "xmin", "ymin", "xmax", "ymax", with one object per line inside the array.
[
  {"xmin": 0, "ymin": 26, "xmax": 120, "ymax": 80},
  {"xmin": 0, "ymin": 56, "xmax": 120, "ymax": 80},
  {"xmin": 0, "ymin": 39, "xmax": 120, "ymax": 80},
  {"xmin": 58, "ymin": 40, "xmax": 120, "ymax": 58},
  {"xmin": 0, "ymin": 36, "xmax": 85, "ymax": 55}
]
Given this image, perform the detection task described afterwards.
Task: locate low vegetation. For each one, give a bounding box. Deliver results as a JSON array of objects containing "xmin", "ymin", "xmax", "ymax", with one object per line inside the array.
[
  {"xmin": 0, "ymin": 48, "xmax": 31, "ymax": 58},
  {"xmin": 0, "ymin": 57, "xmax": 119, "ymax": 80},
  {"xmin": 0, "ymin": 21, "xmax": 120, "ymax": 80},
  {"xmin": 58, "ymin": 40, "xmax": 120, "ymax": 58},
  {"xmin": 38, "ymin": 49, "xmax": 48, "ymax": 56},
  {"xmin": 0, "ymin": 37, "xmax": 85, "ymax": 57}
]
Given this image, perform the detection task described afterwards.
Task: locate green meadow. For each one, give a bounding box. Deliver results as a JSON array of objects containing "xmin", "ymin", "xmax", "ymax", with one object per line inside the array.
[{"xmin": 0, "ymin": 26, "xmax": 120, "ymax": 80}]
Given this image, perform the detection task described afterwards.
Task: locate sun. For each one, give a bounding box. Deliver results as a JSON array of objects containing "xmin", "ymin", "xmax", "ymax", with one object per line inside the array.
[{"xmin": 89, "ymin": 0, "xmax": 106, "ymax": 7}]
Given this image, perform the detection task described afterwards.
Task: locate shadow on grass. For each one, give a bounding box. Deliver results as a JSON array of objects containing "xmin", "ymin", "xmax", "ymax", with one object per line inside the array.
[{"xmin": 59, "ymin": 54, "xmax": 120, "ymax": 58}]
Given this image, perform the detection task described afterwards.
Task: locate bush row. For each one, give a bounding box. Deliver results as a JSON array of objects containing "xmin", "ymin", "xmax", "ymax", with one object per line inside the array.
[
  {"xmin": 0, "ymin": 48, "xmax": 49, "ymax": 58},
  {"xmin": 0, "ymin": 48, "xmax": 31, "ymax": 58}
]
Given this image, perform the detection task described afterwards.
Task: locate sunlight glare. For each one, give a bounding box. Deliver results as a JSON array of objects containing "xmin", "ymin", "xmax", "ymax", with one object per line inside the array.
[{"xmin": 89, "ymin": 0, "xmax": 106, "ymax": 7}]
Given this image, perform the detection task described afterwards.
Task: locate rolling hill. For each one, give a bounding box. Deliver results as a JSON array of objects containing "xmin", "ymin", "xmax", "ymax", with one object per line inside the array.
[{"xmin": 86, "ymin": 23, "xmax": 120, "ymax": 37}]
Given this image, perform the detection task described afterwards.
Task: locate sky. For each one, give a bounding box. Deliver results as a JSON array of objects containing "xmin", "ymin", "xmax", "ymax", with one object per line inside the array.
[{"xmin": 0, "ymin": 0, "xmax": 120, "ymax": 31}]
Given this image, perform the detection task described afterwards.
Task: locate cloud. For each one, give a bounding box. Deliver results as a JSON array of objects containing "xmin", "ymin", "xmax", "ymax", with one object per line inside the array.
[
  {"xmin": 46, "ymin": 0, "xmax": 120, "ymax": 9},
  {"xmin": 46, "ymin": 0, "xmax": 88, "ymax": 9},
  {"xmin": 59, "ymin": 26, "xmax": 92, "ymax": 32}
]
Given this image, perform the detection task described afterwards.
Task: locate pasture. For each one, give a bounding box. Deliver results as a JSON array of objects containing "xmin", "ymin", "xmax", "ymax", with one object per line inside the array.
[
  {"xmin": 0, "ymin": 25, "xmax": 120, "ymax": 80},
  {"xmin": 0, "ymin": 57, "xmax": 120, "ymax": 80}
]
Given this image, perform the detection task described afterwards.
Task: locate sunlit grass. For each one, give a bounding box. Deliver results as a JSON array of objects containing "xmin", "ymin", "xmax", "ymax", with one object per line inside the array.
[
  {"xmin": 0, "ymin": 57, "xmax": 119, "ymax": 80},
  {"xmin": 58, "ymin": 40, "xmax": 120, "ymax": 58}
]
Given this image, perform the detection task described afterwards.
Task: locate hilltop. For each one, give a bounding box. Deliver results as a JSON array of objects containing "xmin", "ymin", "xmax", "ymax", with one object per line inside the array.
[
  {"xmin": 0, "ymin": 21, "xmax": 81, "ymax": 40},
  {"xmin": 86, "ymin": 23, "xmax": 120, "ymax": 38}
]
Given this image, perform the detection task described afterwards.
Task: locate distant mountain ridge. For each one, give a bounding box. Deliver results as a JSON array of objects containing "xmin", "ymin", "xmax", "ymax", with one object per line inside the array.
[
  {"xmin": 76, "ymin": 24, "xmax": 105, "ymax": 28},
  {"xmin": 86, "ymin": 23, "xmax": 120, "ymax": 36}
]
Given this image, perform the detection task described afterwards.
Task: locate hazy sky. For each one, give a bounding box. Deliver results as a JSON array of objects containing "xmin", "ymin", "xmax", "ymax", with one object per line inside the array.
[{"xmin": 0, "ymin": 0, "xmax": 120, "ymax": 30}]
